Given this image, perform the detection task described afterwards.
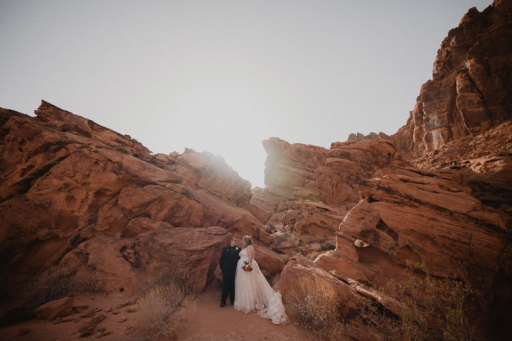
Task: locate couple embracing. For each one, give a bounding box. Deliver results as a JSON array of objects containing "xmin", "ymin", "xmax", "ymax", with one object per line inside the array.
[{"xmin": 219, "ymin": 235, "xmax": 288, "ymax": 325}]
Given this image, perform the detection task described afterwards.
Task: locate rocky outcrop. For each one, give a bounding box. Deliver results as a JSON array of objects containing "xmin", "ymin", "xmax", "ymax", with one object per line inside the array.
[
  {"xmin": 248, "ymin": 137, "xmax": 408, "ymax": 259},
  {"xmin": 250, "ymin": 138, "xmax": 406, "ymax": 217},
  {"xmin": 261, "ymin": 4, "xmax": 512, "ymax": 337},
  {"xmin": 413, "ymin": 120, "xmax": 512, "ymax": 211},
  {"xmin": 0, "ymin": 102, "xmax": 273, "ymax": 298},
  {"xmin": 316, "ymin": 169, "xmax": 509, "ymax": 290},
  {"xmin": 275, "ymin": 256, "xmax": 400, "ymax": 340},
  {"xmin": 394, "ymin": 1, "xmax": 512, "ymax": 156},
  {"xmin": 58, "ymin": 227, "xmax": 231, "ymax": 295},
  {"xmin": 347, "ymin": 132, "xmax": 390, "ymax": 142}
]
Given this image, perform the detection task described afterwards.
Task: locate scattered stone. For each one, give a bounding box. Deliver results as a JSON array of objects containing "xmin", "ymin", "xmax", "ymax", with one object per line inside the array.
[
  {"xmin": 118, "ymin": 317, "xmax": 128, "ymax": 323},
  {"xmin": 90, "ymin": 314, "xmax": 106, "ymax": 325},
  {"xmin": 94, "ymin": 308, "xmax": 103, "ymax": 312},
  {"xmin": 124, "ymin": 326, "xmax": 135, "ymax": 335},
  {"xmin": 105, "ymin": 307, "xmax": 112, "ymax": 313},
  {"xmin": 78, "ymin": 313, "xmax": 106, "ymax": 338},
  {"xmin": 115, "ymin": 301, "xmax": 134, "ymax": 309},
  {"xmin": 80, "ymin": 326, "xmax": 96, "ymax": 338},
  {"xmin": 80, "ymin": 309, "xmax": 96, "ymax": 318},
  {"xmin": 111, "ymin": 309, "xmax": 120, "ymax": 315},
  {"xmin": 34, "ymin": 297, "xmax": 74, "ymax": 321},
  {"xmin": 73, "ymin": 305, "xmax": 89, "ymax": 314},
  {"xmin": 96, "ymin": 331, "xmax": 112, "ymax": 338},
  {"xmin": 126, "ymin": 308, "xmax": 138, "ymax": 313},
  {"xmin": 52, "ymin": 317, "xmax": 61, "ymax": 324},
  {"xmin": 61, "ymin": 316, "xmax": 74, "ymax": 323}
]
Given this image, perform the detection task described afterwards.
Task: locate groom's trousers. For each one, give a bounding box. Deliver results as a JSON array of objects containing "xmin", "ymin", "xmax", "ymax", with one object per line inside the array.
[{"xmin": 221, "ymin": 277, "xmax": 235, "ymax": 305}]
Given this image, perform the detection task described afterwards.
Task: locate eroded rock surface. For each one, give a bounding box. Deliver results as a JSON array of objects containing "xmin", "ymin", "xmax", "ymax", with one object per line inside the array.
[
  {"xmin": 394, "ymin": 1, "xmax": 512, "ymax": 156},
  {"xmin": 0, "ymin": 102, "xmax": 270, "ymax": 298}
]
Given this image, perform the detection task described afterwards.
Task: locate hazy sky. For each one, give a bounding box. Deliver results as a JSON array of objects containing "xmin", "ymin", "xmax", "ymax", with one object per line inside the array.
[{"xmin": 0, "ymin": 0, "xmax": 493, "ymax": 188}]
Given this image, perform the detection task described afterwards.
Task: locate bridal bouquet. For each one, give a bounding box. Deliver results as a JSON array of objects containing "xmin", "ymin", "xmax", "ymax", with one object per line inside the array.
[{"xmin": 242, "ymin": 261, "xmax": 253, "ymax": 272}]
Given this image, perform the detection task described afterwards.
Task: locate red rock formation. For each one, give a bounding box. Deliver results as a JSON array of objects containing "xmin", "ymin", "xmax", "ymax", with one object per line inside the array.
[
  {"xmin": 274, "ymin": 256, "xmax": 400, "ymax": 340},
  {"xmin": 264, "ymin": 3, "xmax": 512, "ymax": 337},
  {"xmin": 0, "ymin": 101, "xmax": 280, "ymax": 298},
  {"xmin": 316, "ymin": 169, "xmax": 508, "ymax": 290},
  {"xmin": 248, "ymin": 136, "xmax": 407, "ymax": 260},
  {"xmin": 1, "ymin": 2, "xmax": 511, "ymax": 338},
  {"xmin": 394, "ymin": 1, "xmax": 512, "ymax": 156},
  {"xmin": 59, "ymin": 227, "xmax": 231, "ymax": 295},
  {"xmin": 250, "ymin": 137, "xmax": 405, "ymax": 218}
]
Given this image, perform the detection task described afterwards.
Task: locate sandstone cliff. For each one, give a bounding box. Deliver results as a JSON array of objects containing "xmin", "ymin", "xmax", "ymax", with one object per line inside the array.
[
  {"xmin": 394, "ymin": 0, "xmax": 512, "ymax": 157},
  {"xmin": 249, "ymin": 1, "xmax": 512, "ymax": 337}
]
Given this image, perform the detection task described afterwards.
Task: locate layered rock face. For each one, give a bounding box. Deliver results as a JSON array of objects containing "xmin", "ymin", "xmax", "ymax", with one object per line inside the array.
[
  {"xmin": 258, "ymin": 132, "xmax": 511, "ymax": 335},
  {"xmin": 253, "ymin": 2, "xmax": 512, "ymax": 337},
  {"xmin": 248, "ymin": 136, "xmax": 408, "ymax": 256},
  {"xmin": 0, "ymin": 101, "xmax": 283, "ymax": 297},
  {"xmin": 394, "ymin": 0, "xmax": 512, "ymax": 156}
]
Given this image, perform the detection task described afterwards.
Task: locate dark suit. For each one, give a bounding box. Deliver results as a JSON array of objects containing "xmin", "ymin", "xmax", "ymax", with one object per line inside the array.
[{"xmin": 219, "ymin": 245, "xmax": 240, "ymax": 305}]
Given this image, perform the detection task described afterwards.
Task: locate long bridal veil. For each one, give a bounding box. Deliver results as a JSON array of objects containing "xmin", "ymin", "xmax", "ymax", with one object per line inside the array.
[{"xmin": 234, "ymin": 248, "xmax": 288, "ymax": 325}]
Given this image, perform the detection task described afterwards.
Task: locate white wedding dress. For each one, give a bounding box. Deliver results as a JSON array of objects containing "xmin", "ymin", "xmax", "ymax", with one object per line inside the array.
[{"xmin": 234, "ymin": 246, "xmax": 288, "ymax": 325}]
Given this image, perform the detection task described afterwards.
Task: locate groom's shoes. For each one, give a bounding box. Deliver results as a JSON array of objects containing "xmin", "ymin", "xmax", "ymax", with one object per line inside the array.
[{"xmin": 219, "ymin": 302, "xmax": 226, "ymax": 308}]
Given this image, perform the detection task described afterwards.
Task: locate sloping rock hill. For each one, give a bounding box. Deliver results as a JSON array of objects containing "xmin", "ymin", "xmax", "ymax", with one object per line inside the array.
[{"xmin": 0, "ymin": 100, "xmax": 285, "ymax": 300}]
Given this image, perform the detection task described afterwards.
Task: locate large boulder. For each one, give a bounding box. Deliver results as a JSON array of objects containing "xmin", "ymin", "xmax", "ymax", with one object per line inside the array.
[
  {"xmin": 33, "ymin": 297, "xmax": 73, "ymax": 321},
  {"xmin": 275, "ymin": 256, "xmax": 398, "ymax": 341},
  {"xmin": 58, "ymin": 227, "xmax": 230, "ymax": 295}
]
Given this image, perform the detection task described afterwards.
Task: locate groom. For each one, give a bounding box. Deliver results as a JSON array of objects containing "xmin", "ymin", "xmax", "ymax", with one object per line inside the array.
[{"xmin": 219, "ymin": 237, "xmax": 240, "ymax": 307}]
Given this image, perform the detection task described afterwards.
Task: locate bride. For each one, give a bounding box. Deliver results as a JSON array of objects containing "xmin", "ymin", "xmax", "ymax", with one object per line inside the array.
[{"xmin": 234, "ymin": 235, "xmax": 288, "ymax": 325}]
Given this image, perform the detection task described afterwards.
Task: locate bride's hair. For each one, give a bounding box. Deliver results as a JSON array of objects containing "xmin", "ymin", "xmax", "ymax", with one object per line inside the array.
[{"xmin": 243, "ymin": 235, "xmax": 253, "ymax": 245}]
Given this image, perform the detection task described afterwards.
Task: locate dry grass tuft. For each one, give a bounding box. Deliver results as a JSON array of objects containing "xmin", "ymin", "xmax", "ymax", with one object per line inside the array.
[
  {"xmin": 359, "ymin": 262, "xmax": 482, "ymax": 341},
  {"xmin": 284, "ymin": 276, "xmax": 346, "ymax": 340},
  {"xmin": 137, "ymin": 266, "xmax": 195, "ymax": 339}
]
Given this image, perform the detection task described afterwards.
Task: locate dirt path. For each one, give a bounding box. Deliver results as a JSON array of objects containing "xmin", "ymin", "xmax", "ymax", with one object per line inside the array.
[
  {"xmin": 175, "ymin": 281, "xmax": 312, "ymax": 341},
  {"xmin": 0, "ymin": 281, "xmax": 312, "ymax": 341}
]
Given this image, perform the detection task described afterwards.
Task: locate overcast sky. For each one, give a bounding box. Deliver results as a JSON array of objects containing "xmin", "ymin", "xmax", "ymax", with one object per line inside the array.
[{"xmin": 0, "ymin": 0, "xmax": 493, "ymax": 188}]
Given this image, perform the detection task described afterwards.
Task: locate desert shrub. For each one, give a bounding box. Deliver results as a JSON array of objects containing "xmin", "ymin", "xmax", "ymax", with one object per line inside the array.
[
  {"xmin": 321, "ymin": 242, "xmax": 336, "ymax": 251},
  {"xmin": 180, "ymin": 187, "xmax": 193, "ymax": 199},
  {"xmin": 285, "ymin": 276, "xmax": 346, "ymax": 340},
  {"xmin": 280, "ymin": 254, "xmax": 290, "ymax": 264},
  {"xmin": 305, "ymin": 193, "xmax": 321, "ymax": 202},
  {"xmin": 306, "ymin": 251, "xmax": 319, "ymax": 261},
  {"xmin": 138, "ymin": 283, "xmax": 194, "ymax": 338},
  {"xmin": 272, "ymin": 232, "xmax": 300, "ymax": 248},
  {"xmin": 359, "ymin": 263, "xmax": 482, "ymax": 341},
  {"xmin": 137, "ymin": 266, "xmax": 195, "ymax": 339}
]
